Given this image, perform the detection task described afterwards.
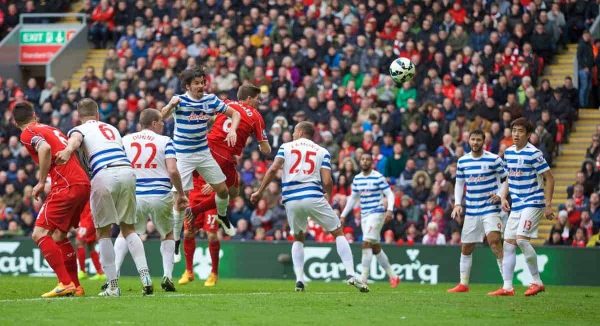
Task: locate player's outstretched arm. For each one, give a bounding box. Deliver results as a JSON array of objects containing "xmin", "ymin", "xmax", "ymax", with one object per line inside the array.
[
  {"xmin": 250, "ymin": 157, "xmax": 283, "ymax": 204},
  {"xmin": 542, "ymin": 170, "xmax": 555, "ymax": 219},
  {"xmin": 340, "ymin": 191, "xmax": 360, "ymax": 220},
  {"xmin": 55, "ymin": 132, "xmax": 83, "ymax": 165},
  {"xmin": 32, "ymin": 141, "xmax": 52, "ymax": 200},
  {"xmin": 166, "ymin": 157, "xmax": 188, "ymax": 210},
  {"xmin": 161, "ymin": 96, "xmax": 180, "ymax": 119}
]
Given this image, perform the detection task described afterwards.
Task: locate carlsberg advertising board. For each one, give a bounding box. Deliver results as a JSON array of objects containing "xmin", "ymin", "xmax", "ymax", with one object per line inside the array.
[{"xmin": 1, "ymin": 240, "xmax": 598, "ymax": 286}]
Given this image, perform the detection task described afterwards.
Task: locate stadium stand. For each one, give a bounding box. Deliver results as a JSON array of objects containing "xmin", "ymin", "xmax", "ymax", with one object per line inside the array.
[{"xmin": 1, "ymin": 0, "xmax": 599, "ymax": 247}]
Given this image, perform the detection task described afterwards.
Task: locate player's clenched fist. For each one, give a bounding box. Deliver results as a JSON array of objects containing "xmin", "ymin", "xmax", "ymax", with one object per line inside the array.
[
  {"xmin": 32, "ymin": 182, "xmax": 45, "ymax": 200},
  {"xmin": 168, "ymin": 96, "xmax": 181, "ymax": 107},
  {"xmin": 55, "ymin": 149, "xmax": 73, "ymax": 165},
  {"xmin": 250, "ymin": 191, "xmax": 261, "ymax": 204}
]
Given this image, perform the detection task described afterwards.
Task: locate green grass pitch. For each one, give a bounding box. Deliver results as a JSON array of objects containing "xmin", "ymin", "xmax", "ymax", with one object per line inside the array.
[{"xmin": 0, "ymin": 276, "xmax": 596, "ymax": 325}]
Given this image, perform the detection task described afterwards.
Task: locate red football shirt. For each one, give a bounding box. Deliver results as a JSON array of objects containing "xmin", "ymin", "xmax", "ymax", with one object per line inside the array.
[
  {"xmin": 20, "ymin": 123, "xmax": 90, "ymax": 189},
  {"xmin": 207, "ymin": 100, "xmax": 267, "ymax": 160}
]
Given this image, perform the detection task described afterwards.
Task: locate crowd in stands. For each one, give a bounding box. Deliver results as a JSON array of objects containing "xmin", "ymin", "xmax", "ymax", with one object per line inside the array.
[
  {"xmin": 0, "ymin": 0, "xmax": 73, "ymax": 38},
  {"xmin": 1, "ymin": 0, "xmax": 600, "ymax": 246}
]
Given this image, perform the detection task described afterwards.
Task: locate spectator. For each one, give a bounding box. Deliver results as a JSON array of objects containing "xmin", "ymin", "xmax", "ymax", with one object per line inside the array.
[
  {"xmin": 422, "ymin": 222, "xmax": 446, "ymax": 245},
  {"xmin": 90, "ymin": 0, "xmax": 115, "ymax": 49},
  {"xmin": 577, "ymin": 30, "xmax": 593, "ymax": 107},
  {"xmin": 545, "ymin": 231, "xmax": 566, "ymax": 246},
  {"xmin": 571, "ymin": 228, "xmax": 587, "ymax": 248},
  {"xmin": 232, "ymin": 219, "xmax": 253, "ymax": 241}
]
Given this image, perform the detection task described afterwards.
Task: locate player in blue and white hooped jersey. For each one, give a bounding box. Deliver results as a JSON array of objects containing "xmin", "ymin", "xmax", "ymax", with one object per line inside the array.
[
  {"xmin": 250, "ymin": 122, "xmax": 368, "ymax": 293},
  {"xmin": 56, "ymin": 99, "xmax": 150, "ymax": 297},
  {"xmin": 340, "ymin": 153, "xmax": 400, "ymax": 288},
  {"xmin": 448, "ymin": 130, "xmax": 506, "ymax": 294},
  {"xmin": 121, "ymin": 109, "xmax": 187, "ymax": 292},
  {"xmin": 161, "ymin": 68, "xmax": 241, "ymax": 257},
  {"xmin": 490, "ymin": 118, "xmax": 555, "ymax": 297}
]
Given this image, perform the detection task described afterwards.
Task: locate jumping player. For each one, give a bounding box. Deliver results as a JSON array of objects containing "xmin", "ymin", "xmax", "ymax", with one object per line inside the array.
[
  {"xmin": 251, "ymin": 121, "xmax": 367, "ymax": 293},
  {"xmin": 180, "ymin": 84, "xmax": 271, "ymax": 286},
  {"xmin": 161, "ymin": 67, "xmax": 241, "ymax": 259},
  {"xmin": 340, "ymin": 153, "xmax": 400, "ymax": 288},
  {"xmin": 490, "ymin": 118, "xmax": 555, "ymax": 296},
  {"xmin": 14, "ymin": 101, "xmax": 90, "ymax": 298},
  {"xmin": 56, "ymin": 98, "xmax": 151, "ymax": 297},
  {"xmin": 76, "ymin": 202, "xmax": 106, "ymax": 282},
  {"xmin": 448, "ymin": 130, "xmax": 506, "ymax": 293}
]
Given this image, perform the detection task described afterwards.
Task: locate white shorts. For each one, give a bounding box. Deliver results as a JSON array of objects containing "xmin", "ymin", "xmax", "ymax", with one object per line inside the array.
[
  {"xmin": 90, "ymin": 166, "xmax": 137, "ymax": 228},
  {"xmin": 461, "ymin": 214, "xmax": 503, "ymax": 243},
  {"xmin": 361, "ymin": 213, "xmax": 385, "ymax": 243},
  {"xmin": 134, "ymin": 194, "xmax": 174, "ymax": 238},
  {"xmin": 176, "ymin": 151, "xmax": 226, "ymax": 191},
  {"xmin": 284, "ymin": 197, "xmax": 341, "ymax": 235},
  {"xmin": 505, "ymin": 207, "xmax": 543, "ymax": 240}
]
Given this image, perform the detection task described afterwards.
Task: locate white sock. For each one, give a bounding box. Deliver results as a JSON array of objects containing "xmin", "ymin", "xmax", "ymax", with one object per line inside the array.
[
  {"xmin": 172, "ymin": 209, "xmax": 182, "ymax": 242},
  {"xmin": 502, "ymin": 242, "xmax": 517, "ymax": 290},
  {"xmin": 160, "ymin": 240, "xmax": 175, "ymax": 279},
  {"xmin": 215, "ymin": 193, "xmax": 229, "ymax": 217},
  {"xmin": 335, "ymin": 236, "xmax": 355, "ymax": 277},
  {"xmin": 496, "ymin": 258, "xmax": 503, "ymax": 279},
  {"xmin": 375, "ymin": 250, "xmax": 395, "ymax": 279},
  {"xmin": 459, "ymin": 254, "xmax": 472, "ymax": 286},
  {"xmin": 125, "ymin": 232, "xmax": 151, "ymax": 286},
  {"xmin": 113, "ymin": 236, "xmax": 128, "ymax": 275},
  {"xmin": 361, "ymin": 249, "xmax": 373, "ymax": 283},
  {"xmin": 291, "ymin": 241, "xmax": 304, "ymax": 283},
  {"xmin": 517, "ymin": 239, "xmax": 543, "ymax": 285},
  {"xmin": 98, "ymin": 238, "xmax": 118, "ymax": 288}
]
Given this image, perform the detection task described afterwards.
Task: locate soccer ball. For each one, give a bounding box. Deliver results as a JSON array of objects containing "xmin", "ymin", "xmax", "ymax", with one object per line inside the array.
[{"xmin": 389, "ymin": 57, "xmax": 415, "ymax": 85}]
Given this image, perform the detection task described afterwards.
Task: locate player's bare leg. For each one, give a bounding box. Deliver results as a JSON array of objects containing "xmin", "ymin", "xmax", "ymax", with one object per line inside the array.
[
  {"xmin": 449, "ymin": 243, "xmax": 475, "ymax": 293},
  {"xmin": 120, "ymin": 223, "xmax": 153, "ymax": 296},
  {"xmin": 291, "ymin": 232, "xmax": 306, "ymax": 292},
  {"xmin": 486, "ymin": 231, "xmax": 504, "ymax": 279},
  {"xmin": 179, "ymin": 226, "xmax": 197, "ymax": 285},
  {"xmin": 330, "ymin": 227, "xmax": 368, "ymax": 293},
  {"xmin": 372, "ymin": 243, "xmax": 400, "ymax": 288},
  {"xmin": 205, "ymin": 231, "xmax": 220, "ymax": 287},
  {"xmin": 489, "ymin": 238, "xmax": 516, "ymax": 296},
  {"xmin": 32, "ymin": 227, "xmax": 76, "ymax": 297},
  {"xmin": 516, "ymin": 235, "xmax": 545, "ymax": 296},
  {"xmin": 211, "ymin": 182, "xmax": 236, "ymax": 236},
  {"xmin": 97, "ymin": 225, "xmax": 121, "ymax": 297},
  {"xmin": 160, "ymin": 231, "xmax": 176, "ymax": 291}
]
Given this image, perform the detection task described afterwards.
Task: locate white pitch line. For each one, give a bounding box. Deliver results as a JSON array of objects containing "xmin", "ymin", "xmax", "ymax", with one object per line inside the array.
[{"xmin": 0, "ymin": 291, "xmax": 352, "ymax": 303}]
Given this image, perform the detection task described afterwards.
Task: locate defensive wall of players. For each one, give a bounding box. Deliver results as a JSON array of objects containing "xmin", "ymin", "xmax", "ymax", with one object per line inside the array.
[{"xmin": 1, "ymin": 240, "xmax": 598, "ymax": 286}]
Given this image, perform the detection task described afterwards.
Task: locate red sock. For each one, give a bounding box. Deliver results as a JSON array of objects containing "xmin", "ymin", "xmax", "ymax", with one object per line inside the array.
[
  {"xmin": 191, "ymin": 193, "xmax": 217, "ymax": 216},
  {"xmin": 90, "ymin": 250, "xmax": 103, "ymax": 274},
  {"xmin": 77, "ymin": 247, "xmax": 86, "ymax": 273},
  {"xmin": 58, "ymin": 239, "xmax": 80, "ymax": 287},
  {"xmin": 37, "ymin": 236, "xmax": 71, "ymax": 285},
  {"xmin": 209, "ymin": 240, "xmax": 220, "ymax": 275},
  {"xmin": 184, "ymin": 237, "xmax": 196, "ymax": 273}
]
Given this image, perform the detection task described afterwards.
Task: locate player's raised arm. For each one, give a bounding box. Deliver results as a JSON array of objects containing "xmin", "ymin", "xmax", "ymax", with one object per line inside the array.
[
  {"xmin": 32, "ymin": 141, "xmax": 52, "ymax": 199},
  {"xmin": 541, "ymin": 169, "xmax": 555, "ymax": 219},
  {"xmin": 161, "ymin": 96, "xmax": 181, "ymax": 120},
  {"xmin": 250, "ymin": 157, "xmax": 284, "ymax": 204},
  {"xmin": 55, "ymin": 132, "xmax": 83, "ymax": 165},
  {"xmin": 223, "ymin": 106, "xmax": 241, "ymax": 147}
]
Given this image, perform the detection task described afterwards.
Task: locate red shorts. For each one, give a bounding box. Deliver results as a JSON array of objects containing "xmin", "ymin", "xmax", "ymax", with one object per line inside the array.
[
  {"xmin": 210, "ymin": 149, "xmax": 239, "ymax": 188},
  {"xmin": 77, "ymin": 202, "xmax": 96, "ymax": 243},
  {"xmin": 186, "ymin": 190, "xmax": 219, "ymax": 233},
  {"xmin": 36, "ymin": 184, "xmax": 91, "ymax": 233}
]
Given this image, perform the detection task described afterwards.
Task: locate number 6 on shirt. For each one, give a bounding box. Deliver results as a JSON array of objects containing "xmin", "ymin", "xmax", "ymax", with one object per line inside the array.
[{"xmin": 289, "ymin": 150, "xmax": 316, "ymax": 174}]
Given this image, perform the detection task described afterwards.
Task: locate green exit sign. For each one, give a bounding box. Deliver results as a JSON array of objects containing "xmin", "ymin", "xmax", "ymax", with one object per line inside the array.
[{"xmin": 20, "ymin": 30, "xmax": 68, "ymax": 45}]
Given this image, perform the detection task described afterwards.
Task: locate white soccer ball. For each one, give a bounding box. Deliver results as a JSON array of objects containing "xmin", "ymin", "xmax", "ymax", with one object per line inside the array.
[{"xmin": 389, "ymin": 57, "xmax": 415, "ymax": 85}]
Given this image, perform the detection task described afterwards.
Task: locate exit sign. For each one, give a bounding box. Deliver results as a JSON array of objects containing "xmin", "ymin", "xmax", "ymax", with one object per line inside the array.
[{"xmin": 20, "ymin": 30, "xmax": 75, "ymax": 45}]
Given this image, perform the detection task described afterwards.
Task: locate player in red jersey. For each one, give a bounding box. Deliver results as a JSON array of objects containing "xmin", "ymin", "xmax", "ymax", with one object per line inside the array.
[
  {"xmin": 14, "ymin": 102, "xmax": 91, "ymax": 298},
  {"xmin": 76, "ymin": 201, "xmax": 105, "ymax": 282},
  {"xmin": 178, "ymin": 172, "xmax": 220, "ymax": 286},
  {"xmin": 180, "ymin": 84, "xmax": 271, "ymax": 285}
]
